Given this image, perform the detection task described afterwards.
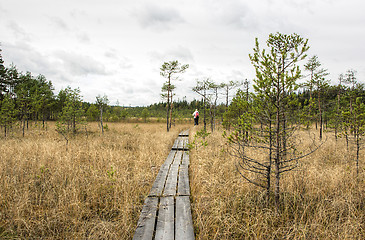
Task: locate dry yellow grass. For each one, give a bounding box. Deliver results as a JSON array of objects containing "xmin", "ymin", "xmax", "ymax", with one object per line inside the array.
[
  {"xmin": 2, "ymin": 122, "xmax": 364, "ymax": 239},
  {"xmin": 189, "ymin": 126, "xmax": 365, "ymax": 239},
  {"xmin": 0, "ymin": 122, "xmax": 190, "ymax": 239}
]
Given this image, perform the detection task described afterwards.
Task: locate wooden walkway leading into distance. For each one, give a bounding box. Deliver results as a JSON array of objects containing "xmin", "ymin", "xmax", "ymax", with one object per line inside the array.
[{"xmin": 133, "ymin": 130, "xmax": 195, "ymax": 240}]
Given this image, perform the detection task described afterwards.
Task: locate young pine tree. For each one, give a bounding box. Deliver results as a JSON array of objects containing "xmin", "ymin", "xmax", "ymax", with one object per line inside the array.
[
  {"xmin": 160, "ymin": 60, "xmax": 189, "ymax": 132},
  {"xmin": 228, "ymin": 33, "xmax": 321, "ymax": 208}
]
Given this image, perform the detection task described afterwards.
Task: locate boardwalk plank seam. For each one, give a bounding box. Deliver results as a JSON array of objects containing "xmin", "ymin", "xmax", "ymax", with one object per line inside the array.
[{"xmin": 133, "ymin": 130, "xmax": 195, "ymax": 240}]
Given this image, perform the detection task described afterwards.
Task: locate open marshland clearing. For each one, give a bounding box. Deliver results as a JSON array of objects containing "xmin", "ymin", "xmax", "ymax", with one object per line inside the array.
[{"xmin": 0, "ymin": 122, "xmax": 364, "ymax": 239}]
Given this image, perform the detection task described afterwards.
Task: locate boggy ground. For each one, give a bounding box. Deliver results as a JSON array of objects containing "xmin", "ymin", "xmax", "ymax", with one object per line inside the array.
[
  {"xmin": 1, "ymin": 122, "xmax": 364, "ymax": 239},
  {"xmin": 0, "ymin": 122, "xmax": 189, "ymax": 239},
  {"xmin": 189, "ymin": 126, "xmax": 364, "ymax": 239}
]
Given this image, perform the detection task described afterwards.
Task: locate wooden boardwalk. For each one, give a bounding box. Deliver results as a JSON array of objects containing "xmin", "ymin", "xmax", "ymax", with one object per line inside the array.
[{"xmin": 133, "ymin": 130, "xmax": 194, "ymax": 240}]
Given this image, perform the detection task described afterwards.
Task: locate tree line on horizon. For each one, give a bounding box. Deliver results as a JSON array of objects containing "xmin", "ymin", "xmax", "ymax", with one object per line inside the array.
[{"xmin": 0, "ymin": 47, "xmax": 216, "ymax": 137}]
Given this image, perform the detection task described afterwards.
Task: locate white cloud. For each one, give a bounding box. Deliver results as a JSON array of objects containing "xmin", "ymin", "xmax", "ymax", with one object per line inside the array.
[{"xmin": 135, "ymin": 4, "xmax": 185, "ymax": 31}]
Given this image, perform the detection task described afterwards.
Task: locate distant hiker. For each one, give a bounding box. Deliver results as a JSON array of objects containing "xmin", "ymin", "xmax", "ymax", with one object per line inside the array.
[{"xmin": 193, "ymin": 109, "xmax": 199, "ymax": 125}]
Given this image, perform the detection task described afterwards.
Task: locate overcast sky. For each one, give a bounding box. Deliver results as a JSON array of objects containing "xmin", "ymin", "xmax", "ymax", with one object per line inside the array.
[{"xmin": 1, "ymin": 0, "xmax": 364, "ymax": 106}]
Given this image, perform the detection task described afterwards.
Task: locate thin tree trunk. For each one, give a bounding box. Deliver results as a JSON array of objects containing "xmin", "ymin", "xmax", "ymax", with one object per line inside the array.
[
  {"xmin": 266, "ymin": 117, "xmax": 273, "ymax": 204},
  {"xmin": 318, "ymin": 91, "xmax": 322, "ymax": 140},
  {"xmin": 23, "ymin": 118, "xmax": 25, "ymax": 137},
  {"xmin": 100, "ymin": 108, "xmax": 104, "ymax": 134},
  {"xmin": 203, "ymin": 95, "xmax": 206, "ymax": 132},
  {"xmin": 275, "ymin": 108, "xmax": 281, "ymax": 208},
  {"xmin": 166, "ymin": 79, "xmax": 170, "ymax": 132},
  {"xmin": 169, "ymin": 97, "xmax": 173, "ymax": 129},
  {"xmin": 73, "ymin": 115, "xmax": 76, "ymax": 134},
  {"xmin": 356, "ymin": 131, "xmax": 360, "ymax": 178}
]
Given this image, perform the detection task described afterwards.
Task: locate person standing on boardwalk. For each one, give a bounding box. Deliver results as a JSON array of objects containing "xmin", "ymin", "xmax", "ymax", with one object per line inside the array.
[{"xmin": 193, "ymin": 109, "xmax": 199, "ymax": 125}]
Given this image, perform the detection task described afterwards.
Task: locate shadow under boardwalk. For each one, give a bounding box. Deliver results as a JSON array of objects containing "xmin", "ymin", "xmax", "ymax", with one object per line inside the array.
[{"xmin": 133, "ymin": 129, "xmax": 194, "ymax": 240}]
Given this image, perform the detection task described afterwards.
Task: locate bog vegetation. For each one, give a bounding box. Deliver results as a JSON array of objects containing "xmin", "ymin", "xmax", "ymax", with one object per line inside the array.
[{"xmin": 0, "ymin": 32, "xmax": 364, "ymax": 239}]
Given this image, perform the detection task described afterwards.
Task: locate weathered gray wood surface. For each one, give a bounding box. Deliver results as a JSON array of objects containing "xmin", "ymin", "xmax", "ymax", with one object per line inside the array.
[
  {"xmin": 172, "ymin": 136, "xmax": 189, "ymax": 151},
  {"xmin": 133, "ymin": 197, "xmax": 159, "ymax": 240},
  {"xmin": 149, "ymin": 151, "xmax": 176, "ymax": 197},
  {"xmin": 176, "ymin": 196, "xmax": 195, "ymax": 240},
  {"xmin": 177, "ymin": 164, "xmax": 190, "ymax": 196},
  {"xmin": 133, "ymin": 130, "xmax": 195, "ymax": 240},
  {"xmin": 154, "ymin": 197, "xmax": 174, "ymax": 240},
  {"xmin": 178, "ymin": 129, "xmax": 189, "ymax": 137}
]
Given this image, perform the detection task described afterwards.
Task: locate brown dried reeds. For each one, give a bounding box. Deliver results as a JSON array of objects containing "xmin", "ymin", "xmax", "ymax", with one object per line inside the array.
[
  {"xmin": 190, "ymin": 126, "xmax": 364, "ymax": 239},
  {"xmin": 0, "ymin": 122, "xmax": 189, "ymax": 239}
]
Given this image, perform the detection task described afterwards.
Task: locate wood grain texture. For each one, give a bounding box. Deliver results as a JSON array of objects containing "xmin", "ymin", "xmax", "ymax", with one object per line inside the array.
[
  {"xmin": 176, "ymin": 196, "xmax": 195, "ymax": 240},
  {"xmin": 154, "ymin": 197, "xmax": 174, "ymax": 240},
  {"xmin": 133, "ymin": 197, "xmax": 158, "ymax": 240}
]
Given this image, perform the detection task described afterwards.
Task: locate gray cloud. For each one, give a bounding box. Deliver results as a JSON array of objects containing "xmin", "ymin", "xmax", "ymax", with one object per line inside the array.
[
  {"xmin": 149, "ymin": 46, "xmax": 194, "ymax": 63},
  {"xmin": 3, "ymin": 41, "xmax": 53, "ymax": 75},
  {"xmin": 48, "ymin": 16, "xmax": 70, "ymax": 31},
  {"xmin": 7, "ymin": 21, "xmax": 31, "ymax": 41},
  {"xmin": 77, "ymin": 32, "xmax": 91, "ymax": 43},
  {"xmin": 54, "ymin": 51, "xmax": 108, "ymax": 76},
  {"xmin": 2, "ymin": 41, "xmax": 73, "ymax": 86},
  {"xmin": 135, "ymin": 4, "xmax": 185, "ymax": 30},
  {"xmin": 104, "ymin": 50, "xmax": 133, "ymax": 69},
  {"xmin": 206, "ymin": 0, "xmax": 258, "ymax": 30}
]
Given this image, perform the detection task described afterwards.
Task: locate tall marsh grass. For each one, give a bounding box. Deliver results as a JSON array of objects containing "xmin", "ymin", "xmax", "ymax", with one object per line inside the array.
[
  {"xmin": 1, "ymin": 122, "xmax": 364, "ymax": 239},
  {"xmin": 189, "ymin": 126, "xmax": 364, "ymax": 239},
  {"xmin": 0, "ymin": 122, "xmax": 189, "ymax": 239}
]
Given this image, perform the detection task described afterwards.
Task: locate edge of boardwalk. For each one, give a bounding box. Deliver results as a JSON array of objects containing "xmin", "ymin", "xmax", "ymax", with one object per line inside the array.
[{"xmin": 133, "ymin": 129, "xmax": 194, "ymax": 240}]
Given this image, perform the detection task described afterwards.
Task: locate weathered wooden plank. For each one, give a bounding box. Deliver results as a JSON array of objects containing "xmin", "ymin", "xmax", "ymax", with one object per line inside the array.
[
  {"xmin": 165, "ymin": 150, "xmax": 176, "ymax": 166},
  {"xmin": 149, "ymin": 168, "xmax": 168, "ymax": 197},
  {"xmin": 173, "ymin": 137, "xmax": 190, "ymax": 151},
  {"xmin": 155, "ymin": 197, "xmax": 175, "ymax": 240},
  {"xmin": 177, "ymin": 138, "xmax": 184, "ymax": 150},
  {"xmin": 182, "ymin": 137, "xmax": 189, "ymax": 151},
  {"xmin": 163, "ymin": 151, "xmax": 182, "ymax": 196},
  {"xmin": 173, "ymin": 151, "xmax": 183, "ymax": 166},
  {"xmin": 133, "ymin": 197, "xmax": 159, "ymax": 240},
  {"xmin": 176, "ymin": 196, "xmax": 195, "ymax": 240},
  {"xmin": 172, "ymin": 138, "xmax": 180, "ymax": 150},
  {"xmin": 134, "ymin": 130, "xmax": 193, "ymax": 240},
  {"xmin": 179, "ymin": 129, "xmax": 189, "ymax": 137},
  {"xmin": 163, "ymin": 164, "xmax": 179, "ymax": 196},
  {"xmin": 177, "ymin": 165, "xmax": 190, "ymax": 196},
  {"xmin": 149, "ymin": 151, "xmax": 176, "ymax": 197},
  {"xmin": 181, "ymin": 151, "xmax": 190, "ymax": 166}
]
